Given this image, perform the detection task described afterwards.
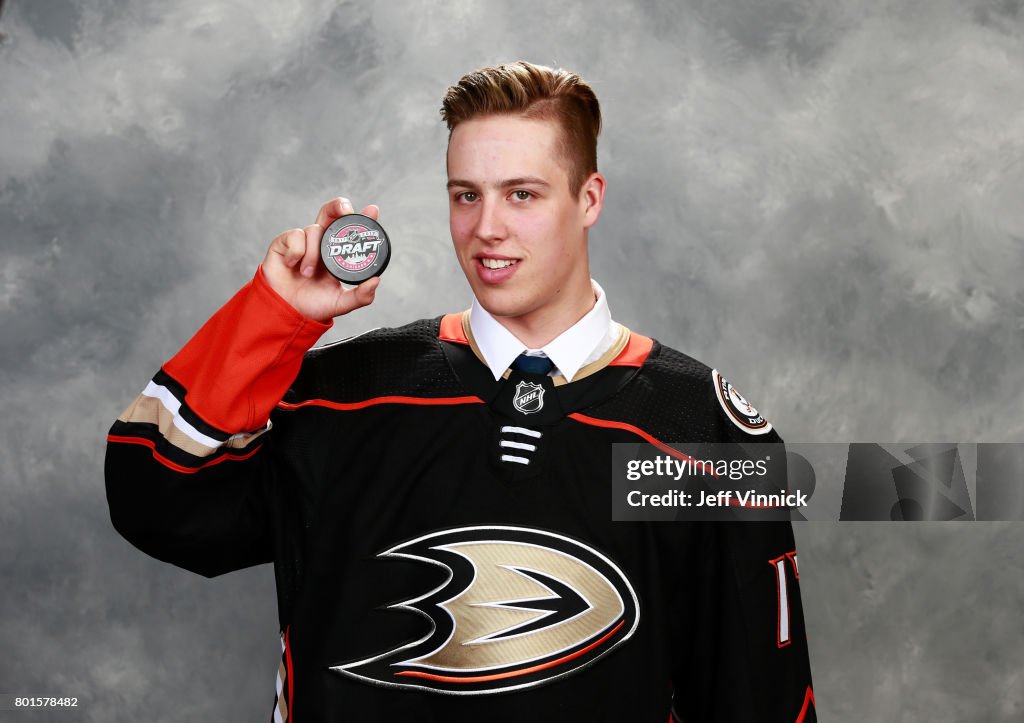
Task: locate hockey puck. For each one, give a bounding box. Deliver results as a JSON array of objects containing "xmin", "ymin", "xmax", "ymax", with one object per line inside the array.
[{"xmin": 319, "ymin": 213, "xmax": 391, "ymax": 284}]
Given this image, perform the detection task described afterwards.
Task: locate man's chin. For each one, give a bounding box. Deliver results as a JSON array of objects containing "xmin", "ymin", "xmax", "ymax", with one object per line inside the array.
[
  {"xmin": 478, "ymin": 302, "xmax": 528, "ymax": 320},
  {"xmin": 473, "ymin": 291, "xmax": 535, "ymax": 321}
]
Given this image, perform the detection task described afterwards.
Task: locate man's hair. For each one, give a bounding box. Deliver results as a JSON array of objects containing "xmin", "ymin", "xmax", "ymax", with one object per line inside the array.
[{"xmin": 440, "ymin": 61, "xmax": 602, "ymax": 195}]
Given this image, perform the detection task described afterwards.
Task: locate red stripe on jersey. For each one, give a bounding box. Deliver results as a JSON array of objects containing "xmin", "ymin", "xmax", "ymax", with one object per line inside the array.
[
  {"xmin": 439, "ymin": 313, "xmax": 468, "ymax": 344},
  {"xmin": 608, "ymin": 332, "xmax": 653, "ymax": 367},
  {"xmin": 277, "ymin": 395, "xmax": 484, "ymax": 412},
  {"xmin": 796, "ymin": 685, "xmax": 816, "ymax": 722},
  {"xmin": 106, "ymin": 434, "xmax": 263, "ymax": 473},
  {"xmin": 567, "ymin": 413, "xmax": 707, "ymax": 467},
  {"xmin": 395, "ymin": 619, "xmax": 625, "ymax": 684}
]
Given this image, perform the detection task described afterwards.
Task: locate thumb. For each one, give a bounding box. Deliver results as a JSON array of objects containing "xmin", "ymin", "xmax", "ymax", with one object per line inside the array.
[
  {"xmin": 332, "ymin": 276, "xmax": 381, "ymax": 317},
  {"xmin": 353, "ymin": 276, "xmax": 381, "ymax": 307}
]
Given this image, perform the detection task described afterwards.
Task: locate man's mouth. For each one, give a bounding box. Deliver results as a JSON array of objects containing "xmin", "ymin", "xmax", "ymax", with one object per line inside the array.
[{"xmin": 480, "ymin": 258, "xmax": 519, "ymax": 269}]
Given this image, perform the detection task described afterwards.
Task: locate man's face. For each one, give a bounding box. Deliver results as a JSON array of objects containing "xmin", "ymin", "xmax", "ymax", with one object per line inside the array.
[{"xmin": 447, "ymin": 114, "xmax": 604, "ymax": 344}]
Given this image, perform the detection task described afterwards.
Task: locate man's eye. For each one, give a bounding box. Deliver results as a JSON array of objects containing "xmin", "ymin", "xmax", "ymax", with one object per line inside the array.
[
  {"xmin": 513, "ymin": 190, "xmax": 532, "ymax": 201},
  {"xmin": 458, "ymin": 192, "xmax": 478, "ymax": 203}
]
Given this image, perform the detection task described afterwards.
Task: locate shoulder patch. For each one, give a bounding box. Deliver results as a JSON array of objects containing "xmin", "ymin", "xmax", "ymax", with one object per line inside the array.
[{"xmin": 711, "ymin": 369, "xmax": 773, "ymax": 436}]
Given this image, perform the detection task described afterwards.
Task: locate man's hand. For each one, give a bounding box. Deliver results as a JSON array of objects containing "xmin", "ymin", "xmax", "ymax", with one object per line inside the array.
[{"xmin": 262, "ymin": 198, "xmax": 382, "ymax": 322}]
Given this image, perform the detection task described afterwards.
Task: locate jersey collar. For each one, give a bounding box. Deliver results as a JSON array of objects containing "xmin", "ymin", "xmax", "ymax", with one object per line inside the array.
[{"xmin": 468, "ymin": 279, "xmax": 614, "ymax": 383}]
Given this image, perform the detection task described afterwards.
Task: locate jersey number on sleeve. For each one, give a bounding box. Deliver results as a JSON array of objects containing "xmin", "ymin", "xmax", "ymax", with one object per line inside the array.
[{"xmin": 769, "ymin": 551, "xmax": 799, "ymax": 648}]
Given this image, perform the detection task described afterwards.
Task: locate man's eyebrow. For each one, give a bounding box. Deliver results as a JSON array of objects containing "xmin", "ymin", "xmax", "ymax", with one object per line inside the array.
[
  {"xmin": 445, "ymin": 177, "xmax": 551, "ymax": 190},
  {"xmin": 499, "ymin": 177, "xmax": 550, "ymax": 189}
]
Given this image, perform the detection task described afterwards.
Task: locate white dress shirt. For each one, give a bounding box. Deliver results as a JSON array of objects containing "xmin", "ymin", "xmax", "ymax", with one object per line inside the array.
[{"xmin": 468, "ymin": 280, "xmax": 621, "ymax": 383}]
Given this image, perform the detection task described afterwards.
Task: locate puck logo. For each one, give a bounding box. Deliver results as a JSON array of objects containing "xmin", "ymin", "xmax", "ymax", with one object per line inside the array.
[
  {"xmin": 512, "ymin": 381, "xmax": 545, "ymax": 415},
  {"xmin": 712, "ymin": 369, "xmax": 773, "ymax": 435},
  {"xmin": 332, "ymin": 526, "xmax": 640, "ymax": 695},
  {"xmin": 327, "ymin": 224, "xmax": 383, "ymax": 272}
]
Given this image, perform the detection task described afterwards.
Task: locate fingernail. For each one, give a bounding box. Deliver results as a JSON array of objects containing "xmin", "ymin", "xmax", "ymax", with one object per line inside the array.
[{"xmin": 302, "ymin": 266, "xmax": 314, "ymax": 277}]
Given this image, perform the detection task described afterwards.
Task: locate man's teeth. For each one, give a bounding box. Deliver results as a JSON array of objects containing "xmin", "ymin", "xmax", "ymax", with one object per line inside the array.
[{"xmin": 481, "ymin": 258, "xmax": 518, "ymax": 269}]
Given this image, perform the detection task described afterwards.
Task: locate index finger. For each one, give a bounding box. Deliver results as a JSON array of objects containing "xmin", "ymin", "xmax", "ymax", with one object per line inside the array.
[{"xmin": 315, "ymin": 197, "xmax": 354, "ymax": 228}]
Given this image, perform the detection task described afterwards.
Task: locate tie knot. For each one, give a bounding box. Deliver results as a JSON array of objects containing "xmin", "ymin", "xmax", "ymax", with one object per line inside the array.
[{"xmin": 511, "ymin": 353, "xmax": 554, "ymax": 376}]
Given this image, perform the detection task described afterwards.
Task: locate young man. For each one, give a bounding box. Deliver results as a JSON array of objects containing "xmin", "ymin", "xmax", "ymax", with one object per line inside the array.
[{"xmin": 106, "ymin": 62, "xmax": 815, "ymax": 721}]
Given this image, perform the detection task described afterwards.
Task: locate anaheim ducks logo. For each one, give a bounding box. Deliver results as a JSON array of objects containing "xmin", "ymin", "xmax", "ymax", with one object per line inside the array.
[
  {"xmin": 332, "ymin": 526, "xmax": 640, "ymax": 695},
  {"xmin": 712, "ymin": 369, "xmax": 773, "ymax": 435}
]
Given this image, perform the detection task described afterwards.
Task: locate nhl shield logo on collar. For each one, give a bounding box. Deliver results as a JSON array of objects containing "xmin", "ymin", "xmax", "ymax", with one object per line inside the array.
[{"xmin": 513, "ymin": 381, "xmax": 545, "ymax": 415}]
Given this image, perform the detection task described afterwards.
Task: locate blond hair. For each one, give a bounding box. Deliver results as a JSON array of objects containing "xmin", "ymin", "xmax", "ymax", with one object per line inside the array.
[{"xmin": 440, "ymin": 61, "xmax": 602, "ymax": 195}]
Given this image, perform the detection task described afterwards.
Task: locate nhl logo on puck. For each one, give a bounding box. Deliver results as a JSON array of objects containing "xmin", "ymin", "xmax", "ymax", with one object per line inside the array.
[
  {"xmin": 712, "ymin": 369, "xmax": 773, "ymax": 435},
  {"xmin": 513, "ymin": 381, "xmax": 545, "ymax": 415},
  {"xmin": 319, "ymin": 213, "xmax": 391, "ymax": 284}
]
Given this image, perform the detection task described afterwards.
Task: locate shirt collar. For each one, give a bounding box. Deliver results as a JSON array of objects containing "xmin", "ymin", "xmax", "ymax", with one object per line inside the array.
[{"xmin": 468, "ymin": 280, "xmax": 613, "ymax": 383}]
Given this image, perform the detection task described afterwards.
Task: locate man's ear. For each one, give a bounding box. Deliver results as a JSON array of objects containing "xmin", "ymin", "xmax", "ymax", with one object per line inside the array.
[{"xmin": 580, "ymin": 172, "xmax": 606, "ymax": 229}]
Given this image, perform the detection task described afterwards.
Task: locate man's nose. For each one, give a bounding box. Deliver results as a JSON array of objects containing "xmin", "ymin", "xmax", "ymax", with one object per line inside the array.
[{"xmin": 474, "ymin": 197, "xmax": 507, "ymax": 242}]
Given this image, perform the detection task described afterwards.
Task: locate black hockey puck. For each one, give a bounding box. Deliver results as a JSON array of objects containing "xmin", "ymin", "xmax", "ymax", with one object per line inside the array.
[{"xmin": 319, "ymin": 213, "xmax": 391, "ymax": 284}]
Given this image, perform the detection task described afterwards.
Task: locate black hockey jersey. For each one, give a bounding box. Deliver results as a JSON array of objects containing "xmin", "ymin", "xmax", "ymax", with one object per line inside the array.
[{"xmin": 105, "ymin": 268, "xmax": 815, "ymax": 722}]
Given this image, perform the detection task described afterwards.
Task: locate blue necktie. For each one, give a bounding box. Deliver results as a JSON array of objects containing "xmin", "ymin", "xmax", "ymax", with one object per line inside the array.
[{"xmin": 511, "ymin": 353, "xmax": 554, "ymax": 375}]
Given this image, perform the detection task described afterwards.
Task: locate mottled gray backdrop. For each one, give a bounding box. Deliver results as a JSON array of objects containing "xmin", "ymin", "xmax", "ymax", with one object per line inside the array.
[{"xmin": 2, "ymin": 0, "xmax": 1023, "ymax": 720}]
